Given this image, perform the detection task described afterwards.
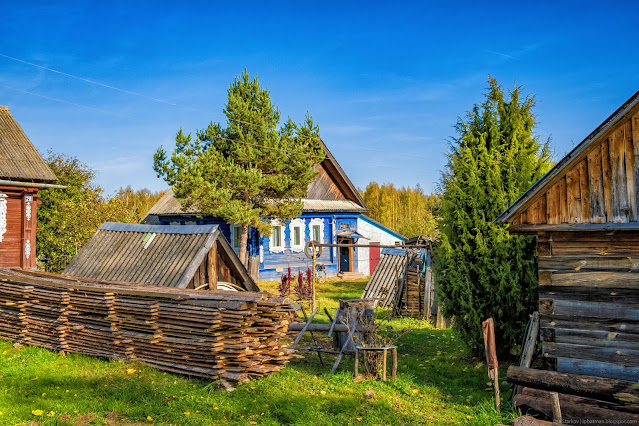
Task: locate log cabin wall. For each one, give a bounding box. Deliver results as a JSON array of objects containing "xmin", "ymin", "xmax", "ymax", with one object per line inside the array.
[{"xmin": 537, "ymin": 231, "xmax": 639, "ymax": 381}]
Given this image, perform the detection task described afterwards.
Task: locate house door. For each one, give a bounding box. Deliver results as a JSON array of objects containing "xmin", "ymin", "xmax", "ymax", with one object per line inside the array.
[
  {"xmin": 338, "ymin": 238, "xmax": 352, "ymax": 272},
  {"xmin": 369, "ymin": 242, "xmax": 380, "ymax": 275}
]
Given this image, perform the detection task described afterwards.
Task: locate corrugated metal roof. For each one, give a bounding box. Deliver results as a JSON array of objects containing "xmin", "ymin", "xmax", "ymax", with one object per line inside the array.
[
  {"xmin": 361, "ymin": 250, "xmax": 408, "ymax": 307},
  {"xmin": 301, "ymin": 198, "xmax": 366, "ymax": 212},
  {"xmin": 64, "ymin": 222, "xmax": 257, "ymax": 290},
  {"xmin": 0, "ymin": 106, "xmax": 57, "ymax": 183}
]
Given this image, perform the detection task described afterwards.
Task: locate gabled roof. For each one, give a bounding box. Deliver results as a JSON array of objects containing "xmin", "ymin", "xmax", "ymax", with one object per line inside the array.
[
  {"xmin": 0, "ymin": 106, "xmax": 57, "ymax": 183},
  {"xmin": 495, "ymin": 89, "xmax": 639, "ymax": 230},
  {"xmin": 145, "ymin": 139, "xmax": 366, "ymax": 218},
  {"xmin": 64, "ymin": 222, "xmax": 258, "ymax": 291},
  {"xmin": 358, "ymin": 214, "xmax": 406, "ymax": 241},
  {"xmin": 317, "ymin": 139, "xmax": 366, "ymax": 208}
]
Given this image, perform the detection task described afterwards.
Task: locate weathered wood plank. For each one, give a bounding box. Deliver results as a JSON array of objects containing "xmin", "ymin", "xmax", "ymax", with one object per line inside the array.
[
  {"xmin": 514, "ymin": 391, "xmax": 639, "ymax": 420},
  {"xmin": 556, "ymin": 357, "xmax": 639, "ymax": 382},
  {"xmin": 558, "ymin": 176, "xmax": 568, "ymax": 224},
  {"xmin": 547, "ymin": 230, "xmax": 639, "ymax": 242},
  {"xmin": 609, "ymin": 127, "xmax": 630, "ymax": 223},
  {"xmin": 601, "ymin": 139, "xmax": 614, "ymax": 222},
  {"xmin": 540, "ymin": 270, "xmax": 639, "ymax": 288},
  {"xmin": 633, "ymin": 113, "xmax": 639, "ymax": 222},
  {"xmin": 587, "ymin": 147, "xmax": 606, "ymax": 223},
  {"xmin": 541, "ymin": 298, "xmax": 639, "ymax": 321},
  {"xmin": 550, "ymin": 241, "xmax": 639, "ymax": 256},
  {"xmin": 542, "ymin": 342, "xmax": 639, "ymax": 367},
  {"xmin": 578, "ymin": 160, "xmax": 591, "ymax": 222},
  {"xmin": 623, "ymin": 120, "xmax": 636, "ymax": 222},
  {"xmin": 566, "ymin": 167, "xmax": 582, "ymax": 223},
  {"xmin": 538, "ymin": 255, "xmax": 639, "ymax": 272},
  {"xmin": 546, "ymin": 184, "xmax": 560, "ymax": 225},
  {"xmin": 539, "ymin": 285, "xmax": 639, "ymax": 305}
]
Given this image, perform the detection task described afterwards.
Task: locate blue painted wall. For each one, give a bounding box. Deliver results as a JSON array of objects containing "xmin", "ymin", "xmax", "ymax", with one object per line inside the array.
[{"xmin": 157, "ymin": 212, "xmax": 361, "ymax": 281}]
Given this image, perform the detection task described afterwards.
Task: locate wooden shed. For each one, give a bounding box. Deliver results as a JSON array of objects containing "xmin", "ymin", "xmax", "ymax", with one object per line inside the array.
[
  {"xmin": 0, "ymin": 106, "xmax": 60, "ymax": 269},
  {"xmin": 495, "ymin": 90, "xmax": 639, "ymax": 381},
  {"xmin": 64, "ymin": 222, "xmax": 258, "ymax": 291}
]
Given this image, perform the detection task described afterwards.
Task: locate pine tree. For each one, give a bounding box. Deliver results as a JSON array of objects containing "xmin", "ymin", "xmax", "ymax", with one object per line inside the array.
[
  {"xmin": 153, "ymin": 70, "xmax": 323, "ymax": 264},
  {"xmin": 434, "ymin": 77, "xmax": 551, "ymax": 357}
]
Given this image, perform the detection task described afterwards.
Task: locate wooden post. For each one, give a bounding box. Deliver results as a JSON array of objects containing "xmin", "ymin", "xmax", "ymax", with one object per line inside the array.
[
  {"xmin": 354, "ymin": 347, "xmax": 359, "ymax": 377},
  {"xmin": 513, "ymin": 312, "xmax": 539, "ymax": 399},
  {"xmin": 311, "ymin": 241, "xmax": 316, "ymax": 311},
  {"xmin": 382, "ymin": 348, "xmax": 388, "ymax": 380},
  {"xmin": 391, "ymin": 347, "xmax": 397, "ymax": 379},
  {"xmin": 482, "ymin": 318, "xmax": 500, "ymax": 412}
]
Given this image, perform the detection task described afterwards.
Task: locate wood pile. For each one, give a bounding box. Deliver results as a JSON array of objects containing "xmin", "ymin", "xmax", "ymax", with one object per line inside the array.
[{"xmin": 0, "ymin": 269, "xmax": 296, "ymax": 383}]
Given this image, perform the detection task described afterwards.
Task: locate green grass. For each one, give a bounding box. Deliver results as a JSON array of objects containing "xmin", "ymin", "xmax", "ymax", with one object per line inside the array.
[{"xmin": 0, "ymin": 279, "xmax": 519, "ymax": 425}]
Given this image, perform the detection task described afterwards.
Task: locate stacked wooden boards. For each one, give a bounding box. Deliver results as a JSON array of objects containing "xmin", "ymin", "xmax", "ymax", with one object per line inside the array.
[
  {"xmin": 0, "ymin": 269, "xmax": 296, "ymax": 383},
  {"xmin": 400, "ymin": 253, "xmax": 434, "ymax": 318}
]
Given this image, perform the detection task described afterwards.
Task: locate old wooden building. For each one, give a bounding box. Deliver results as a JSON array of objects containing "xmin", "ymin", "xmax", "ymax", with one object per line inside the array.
[
  {"xmin": 64, "ymin": 222, "xmax": 258, "ymax": 291},
  {"xmin": 0, "ymin": 106, "xmax": 60, "ymax": 269},
  {"xmin": 496, "ymin": 90, "xmax": 639, "ymax": 381}
]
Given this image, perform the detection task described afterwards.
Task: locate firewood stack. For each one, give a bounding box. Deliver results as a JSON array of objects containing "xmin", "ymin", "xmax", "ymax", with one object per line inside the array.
[{"xmin": 0, "ymin": 269, "xmax": 296, "ymax": 383}]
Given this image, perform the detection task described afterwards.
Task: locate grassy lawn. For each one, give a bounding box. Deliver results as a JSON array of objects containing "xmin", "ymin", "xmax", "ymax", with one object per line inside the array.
[{"xmin": 0, "ymin": 279, "xmax": 518, "ymax": 425}]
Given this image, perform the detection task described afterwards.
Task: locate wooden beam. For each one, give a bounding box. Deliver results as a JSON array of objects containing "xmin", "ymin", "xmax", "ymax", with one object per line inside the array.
[{"xmin": 507, "ymin": 366, "xmax": 639, "ymax": 406}]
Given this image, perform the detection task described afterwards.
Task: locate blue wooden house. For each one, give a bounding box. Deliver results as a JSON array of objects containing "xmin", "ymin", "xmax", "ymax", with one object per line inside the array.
[{"xmin": 144, "ymin": 140, "xmax": 405, "ymax": 280}]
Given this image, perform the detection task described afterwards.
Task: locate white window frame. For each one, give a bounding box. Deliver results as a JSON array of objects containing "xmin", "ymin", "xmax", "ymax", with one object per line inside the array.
[
  {"xmin": 309, "ymin": 218, "xmax": 324, "ymax": 244},
  {"xmin": 230, "ymin": 224, "xmax": 242, "ymax": 251},
  {"xmin": 269, "ymin": 219, "xmax": 285, "ymax": 253},
  {"xmin": 289, "ymin": 218, "xmax": 305, "ymax": 252}
]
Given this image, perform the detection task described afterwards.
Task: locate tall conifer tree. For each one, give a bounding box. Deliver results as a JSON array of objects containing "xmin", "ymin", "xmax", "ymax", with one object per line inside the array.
[
  {"xmin": 153, "ymin": 70, "xmax": 323, "ymax": 264},
  {"xmin": 435, "ymin": 77, "xmax": 551, "ymax": 356}
]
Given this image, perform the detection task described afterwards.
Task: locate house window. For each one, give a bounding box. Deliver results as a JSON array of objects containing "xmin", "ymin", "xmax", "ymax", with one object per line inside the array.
[
  {"xmin": 270, "ymin": 220, "xmax": 284, "ymax": 253},
  {"xmin": 231, "ymin": 225, "xmax": 242, "ymax": 251},
  {"xmin": 309, "ymin": 218, "xmax": 324, "ymax": 244},
  {"xmin": 289, "ymin": 218, "xmax": 305, "ymax": 252}
]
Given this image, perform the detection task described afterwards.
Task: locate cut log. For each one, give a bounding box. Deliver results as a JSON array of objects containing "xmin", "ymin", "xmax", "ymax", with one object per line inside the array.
[
  {"xmin": 507, "ymin": 366, "xmax": 639, "ymax": 406},
  {"xmin": 514, "ymin": 393, "xmax": 639, "ymax": 421}
]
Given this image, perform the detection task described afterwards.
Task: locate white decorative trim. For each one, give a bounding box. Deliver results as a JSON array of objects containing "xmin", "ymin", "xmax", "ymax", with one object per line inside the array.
[
  {"xmin": 0, "ymin": 192, "xmax": 6, "ymax": 242},
  {"xmin": 269, "ymin": 219, "xmax": 285, "ymax": 253},
  {"xmin": 259, "ymin": 244, "xmax": 264, "ymax": 264},
  {"xmin": 309, "ymin": 218, "xmax": 325, "ymax": 244},
  {"xmin": 289, "ymin": 218, "xmax": 305, "ymax": 253},
  {"xmin": 24, "ymin": 239, "xmax": 31, "ymax": 259},
  {"xmin": 25, "ymin": 195, "xmax": 32, "ymax": 222}
]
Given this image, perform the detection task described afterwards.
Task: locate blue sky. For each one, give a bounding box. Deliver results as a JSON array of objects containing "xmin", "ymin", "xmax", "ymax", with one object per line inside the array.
[{"xmin": 1, "ymin": 1, "xmax": 638, "ymax": 195}]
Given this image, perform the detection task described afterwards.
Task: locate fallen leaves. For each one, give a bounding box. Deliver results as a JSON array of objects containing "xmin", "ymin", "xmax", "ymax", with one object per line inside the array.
[
  {"xmin": 32, "ymin": 409, "xmax": 43, "ymax": 416},
  {"xmin": 127, "ymin": 368, "xmax": 137, "ymax": 375}
]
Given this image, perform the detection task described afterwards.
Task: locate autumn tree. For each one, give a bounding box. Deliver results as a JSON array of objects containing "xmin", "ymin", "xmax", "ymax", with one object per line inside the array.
[
  {"xmin": 434, "ymin": 78, "xmax": 552, "ymax": 357},
  {"xmin": 153, "ymin": 70, "xmax": 323, "ymax": 265},
  {"xmin": 361, "ymin": 182, "xmax": 440, "ymax": 238},
  {"xmin": 38, "ymin": 152, "xmax": 165, "ymax": 272},
  {"xmin": 37, "ymin": 152, "xmax": 109, "ymax": 272}
]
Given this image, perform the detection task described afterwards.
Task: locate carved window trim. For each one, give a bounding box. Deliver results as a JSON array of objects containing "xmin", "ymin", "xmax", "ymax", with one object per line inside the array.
[
  {"xmin": 269, "ymin": 219, "xmax": 284, "ymax": 253},
  {"xmin": 0, "ymin": 192, "xmax": 6, "ymax": 242},
  {"xmin": 289, "ymin": 218, "xmax": 305, "ymax": 253}
]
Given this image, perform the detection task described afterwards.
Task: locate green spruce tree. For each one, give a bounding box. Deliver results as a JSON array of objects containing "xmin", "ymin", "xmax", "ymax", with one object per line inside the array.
[
  {"xmin": 435, "ymin": 77, "xmax": 552, "ymax": 357},
  {"xmin": 153, "ymin": 70, "xmax": 323, "ymax": 265}
]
